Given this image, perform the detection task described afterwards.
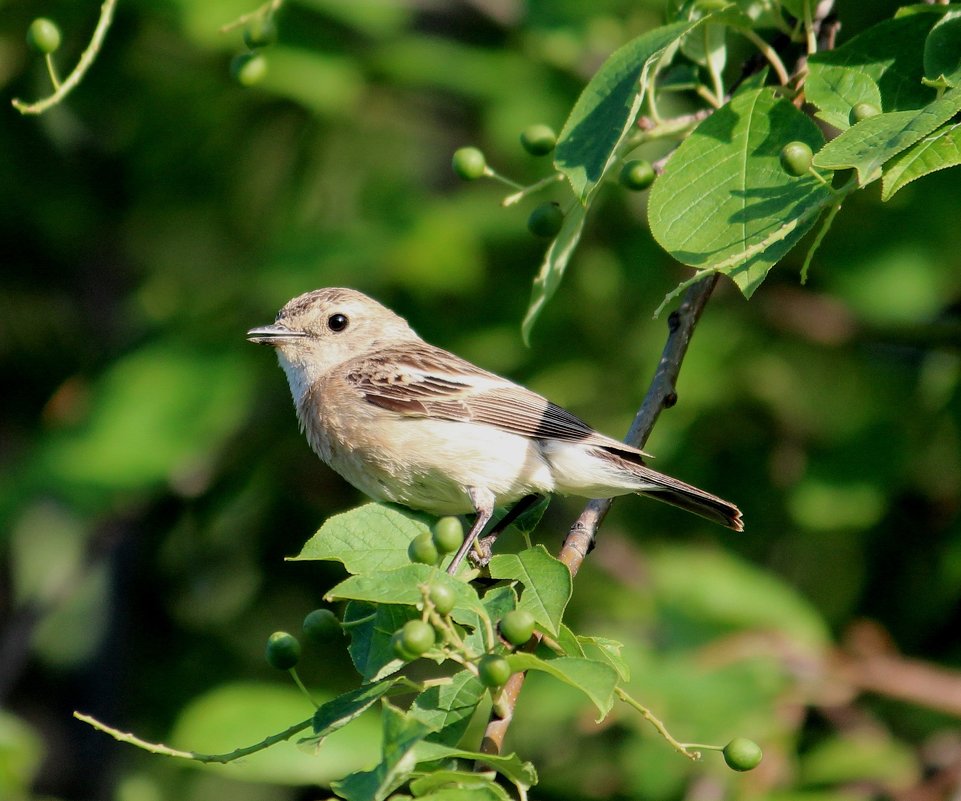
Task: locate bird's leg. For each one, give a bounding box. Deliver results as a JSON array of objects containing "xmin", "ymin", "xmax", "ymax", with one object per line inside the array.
[
  {"xmin": 447, "ymin": 487, "xmax": 495, "ymax": 575},
  {"xmin": 446, "ymin": 492, "xmax": 544, "ymax": 575},
  {"xmin": 476, "ymin": 493, "xmax": 542, "ymax": 558}
]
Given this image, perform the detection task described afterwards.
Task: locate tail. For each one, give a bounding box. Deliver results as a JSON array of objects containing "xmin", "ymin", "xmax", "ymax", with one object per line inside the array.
[{"xmin": 597, "ymin": 448, "xmax": 743, "ymax": 532}]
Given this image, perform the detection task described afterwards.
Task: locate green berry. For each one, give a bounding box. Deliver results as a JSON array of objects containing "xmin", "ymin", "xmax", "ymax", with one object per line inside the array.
[
  {"xmin": 527, "ymin": 202, "xmax": 564, "ymax": 238},
  {"xmin": 428, "ymin": 584, "xmax": 456, "ymax": 615},
  {"xmin": 302, "ymin": 609, "xmax": 340, "ymax": 644},
  {"xmin": 265, "ymin": 631, "xmax": 301, "ymax": 670},
  {"xmin": 723, "ymin": 738, "xmax": 763, "ymax": 772},
  {"xmin": 452, "ymin": 147, "xmax": 487, "ymax": 180},
  {"xmin": 432, "ymin": 516, "xmax": 464, "ymax": 554},
  {"xmin": 231, "ymin": 52, "xmax": 267, "ymax": 86},
  {"xmin": 850, "ymin": 102, "xmax": 880, "ymax": 124},
  {"xmin": 408, "ymin": 531, "xmax": 439, "ymax": 565},
  {"xmin": 393, "ymin": 619, "xmax": 435, "ymax": 660},
  {"xmin": 499, "ymin": 609, "xmax": 535, "ymax": 646},
  {"xmin": 27, "ymin": 18, "xmax": 61, "ymax": 54},
  {"xmin": 779, "ymin": 141, "xmax": 813, "ymax": 177},
  {"xmin": 243, "ymin": 16, "xmax": 277, "ymax": 49},
  {"xmin": 619, "ymin": 159, "xmax": 656, "ymax": 191},
  {"xmin": 477, "ymin": 654, "xmax": 513, "ymax": 688},
  {"xmin": 520, "ymin": 124, "xmax": 557, "ymax": 156}
]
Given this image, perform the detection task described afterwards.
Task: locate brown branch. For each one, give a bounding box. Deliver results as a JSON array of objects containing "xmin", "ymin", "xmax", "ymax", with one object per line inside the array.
[{"xmin": 479, "ymin": 274, "xmax": 721, "ymax": 759}]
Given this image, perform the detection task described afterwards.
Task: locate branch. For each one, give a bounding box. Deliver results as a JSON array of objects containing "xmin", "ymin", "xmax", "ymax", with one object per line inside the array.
[
  {"xmin": 12, "ymin": 0, "xmax": 118, "ymax": 115},
  {"xmin": 479, "ymin": 274, "xmax": 721, "ymax": 758}
]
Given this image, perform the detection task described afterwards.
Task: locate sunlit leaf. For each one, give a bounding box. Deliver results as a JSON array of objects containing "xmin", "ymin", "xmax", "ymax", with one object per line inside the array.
[
  {"xmin": 813, "ymin": 87, "xmax": 961, "ymax": 184},
  {"xmin": 292, "ymin": 503, "xmax": 432, "ymax": 573},
  {"xmin": 506, "ymin": 653, "xmax": 618, "ymax": 720},
  {"xmin": 488, "ymin": 547, "xmax": 571, "ymax": 637},
  {"xmin": 882, "ymin": 121, "xmax": 961, "ymax": 199},
  {"xmin": 648, "ymin": 86, "xmax": 832, "ymax": 297}
]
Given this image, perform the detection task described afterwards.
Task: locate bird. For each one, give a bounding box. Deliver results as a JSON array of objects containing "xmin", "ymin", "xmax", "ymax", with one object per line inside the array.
[{"xmin": 247, "ymin": 288, "xmax": 742, "ymax": 573}]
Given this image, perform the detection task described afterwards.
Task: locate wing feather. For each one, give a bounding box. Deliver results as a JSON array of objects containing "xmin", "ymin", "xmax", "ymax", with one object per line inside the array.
[{"xmin": 344, "ymin": 343, "xmax": 623, "ymax": 446}]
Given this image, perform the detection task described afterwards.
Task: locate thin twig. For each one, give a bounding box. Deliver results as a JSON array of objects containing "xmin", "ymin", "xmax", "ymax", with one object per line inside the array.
[
  {"xmin": 220, "ymin": 0, "xmax": 285, "ymax": 34},
  {"xmin": 74, "ymin": 711, "xmax": 312, "ymax": 763},
  {"xmin": 478, "ymin": 275, "xmax": 720, "ymax": 758},
  {"xmin": 12, "ymin": 0, "xmax": 118, "ymax": 115}
]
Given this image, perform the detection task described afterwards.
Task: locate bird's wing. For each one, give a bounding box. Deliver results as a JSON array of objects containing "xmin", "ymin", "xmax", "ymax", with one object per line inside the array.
[{"xmin": 344, "ymin": 343, "xmax": 627, "ymax": 446}]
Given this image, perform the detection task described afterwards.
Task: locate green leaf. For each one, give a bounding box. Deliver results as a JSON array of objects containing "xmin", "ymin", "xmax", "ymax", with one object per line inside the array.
[
  {"xmin": 553, "ymin": 624, "xmax": 586, "ymax": 658},
  {"xmin": 924, "ymin": 10, "xmax": 961, "ymax": 87},
  {"xmin": 309, "ymin": 677, "xmax": 414, "ymax": 742},
  {"xmin": 326, "ymin": 564, "xmax": 484, "ymax": 620},
  {"xmin": 461, "ymin": 584, "xmax": 515, "ymax": 655},
  {"xmin": 413, "ymin": 742, "xmax": 538, "ymax": 790},
  {"xmin": 577, "ymin": 635, "xmax": 631, "ymax": 681},
  {"xmin": 813, "ymin": 87, "xmax": 961, "ymax": 184},
  {"xmin": 521, "ymin": 204, "xmax": 587, "ymax": 345},
  {"xmin": 681, "ymin": 22, "xmax": 727, "ymax": 78},
  {"xmin": 554, "ymin": 20, "xmax": 696, "ymax": 202},
  {"xmin": 291, "ymin": 503, "xmax": 432, "ymax": 574},
  {"xmin": 807, "ymin": 13, "xmax": 938, "ymax": 130},
  {"xmin": 410, "ymin": 669, "xmax": 486, "ymax": 746},
  {"xmin": 648, "ymin": 86, "xmax": 832, "ymax": 297},
  {"xmin": 881, "ymin": 122, "xmax": 961, "ymax": 200},
  {"xmin": 409, "ymin": 771, "xmax": 511, "ymax": 801},
  {"xmin": 332, "ymin": 703, "xmax": 430, "ymax": 801},
  {"xmin": 488, "ymin": 546, "xmax": 572, "ymax": 637},
  {"xmin": 505, "ymin": 653, "xmax": 618, "ymax": 720},
  {"xmin": 344, "ymin": 601, "xmax": 420, "ymax": 682}
]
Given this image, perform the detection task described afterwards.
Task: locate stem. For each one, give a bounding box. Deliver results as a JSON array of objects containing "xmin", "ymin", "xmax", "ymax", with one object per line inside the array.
[
  {"xmin": 740, "ymin": 28, "xmax": 791, "ymax": 85},
  {"xmin": 695, "ymin": 84, "xmax": 722, "ymax": 109},
  {"xmin": 289, "ymin": 668, "xmax": 318, "ymax": 708},
  {"xmin": 803, "ymin": 0, "xmax": 817, "ymax": 56},
  {"xmin": 74, "ymin": 711, "xmax": 312, "ymax": 764},
  {"xmin": 44, "ymin": 54, "xmax": 61, "ymax": 90},
  {"xmin": 484, "ymin": 167, "xmax": 525, "ymax": 191},
  {"xmin": 501, "ymin": 173, "xmax": 564, "ymax": 207},
  {"xmin": 615, "ymin": 687, "xmax": 701, "ymax": 761},
  {"xmin": 12, "ymin": 0, "xmax": 118, "ymax": 115},
  {"xmin": 220, "ymin": 0, "xmax": 285, "ymax": 33}
]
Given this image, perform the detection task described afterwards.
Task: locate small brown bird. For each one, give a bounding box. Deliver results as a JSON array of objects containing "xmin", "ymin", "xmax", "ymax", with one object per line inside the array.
[{"xmin": 248, "ymin": 288, "xmax": 742, "ymax": 572}]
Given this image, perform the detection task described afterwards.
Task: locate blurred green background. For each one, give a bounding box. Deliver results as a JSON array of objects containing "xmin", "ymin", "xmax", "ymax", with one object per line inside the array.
[{"xmin": 2, "ymin": 1, "xmax": 961, "ymax": 800}]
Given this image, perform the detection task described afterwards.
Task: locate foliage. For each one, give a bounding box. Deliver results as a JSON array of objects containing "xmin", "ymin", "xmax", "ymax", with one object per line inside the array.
[{"xmin": 3, "ymin": 1, "xmax": 961, "ymax": 801}]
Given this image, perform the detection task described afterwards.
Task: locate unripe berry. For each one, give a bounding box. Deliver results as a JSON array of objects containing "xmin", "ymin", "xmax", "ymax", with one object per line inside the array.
[
  {"xmin": 723, "ymin": 738, "xmax": 763, "ymax": 771},
  {"xmin": 520, "ymin": 124, "xmax": 557, "ymax": 156},
  {"xmin": 527, "ymin": 202, "xmax": 564, "ymax": 238},
  {"xmin": 850, "ymin": 102, "xmax": 880, "ymax": 124},
  {"xmin": 392, "ymin": 619, "xmax": 435, "ymax": 660},
  {"xmin": 432, "ymin": 516, "xmax": 464, "ymax": 554},
  {"xmin": 619, "ymin": 159, "xmax": 656, "ymax": 191},
  {"xmin": 779, "ymin": 141, "xmax": 813, "ymax": 177},
  {"xmin": 302, "ymin": 609, "xmax": 340, "ymax": 644},
  {"xmin": 477, "ymin": 654, "xmax": 513, "ymax": 688},
  {"xmin": 265, "ymin": 631, "xmax": 301, "ymax": 670},
  {"xmin": 452, "ymin": 147, "xmax": 487, "ymax": 180},
  {"xmin": 27, "ymin": 18, "xmax": 61, "ymax": 54},
  {"xmin": 408, "ymin": 532, "xmax": 439, "ymax": 565},
  {"xmin": 428, "ymin": 584, "xmax": 456, "ymax": 615},
  {"xmin": 243, "ymin": 16, "xmax": 278, "ymax": 49},
  {"xmin": 499, "ymin": 609, "xmax": 535, "ymax": 646},
  {"xmin": 231, "ymin": 52, "xmax": 267, "ymax": 86}
]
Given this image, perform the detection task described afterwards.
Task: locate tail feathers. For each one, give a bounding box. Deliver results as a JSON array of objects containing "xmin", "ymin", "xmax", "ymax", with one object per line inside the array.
[
  {"xmin": 597, "ymin": 447, "xmax": 743, "ymax": 532},
  {"xmin": 639, "ymin": 484, "xmax": 743, "ymax": 531}
]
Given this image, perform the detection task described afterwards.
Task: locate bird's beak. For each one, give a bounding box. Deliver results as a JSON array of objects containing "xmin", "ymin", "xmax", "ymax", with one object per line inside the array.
[{"xmin": 246, "ymin": 323, "xmax": 307, "ymax": 345}]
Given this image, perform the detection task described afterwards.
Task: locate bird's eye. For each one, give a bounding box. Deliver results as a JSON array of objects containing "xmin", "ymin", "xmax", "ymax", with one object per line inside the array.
[{"xmin": 327, "ymin": 313, "xmax": 349, "ymax": 332}]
